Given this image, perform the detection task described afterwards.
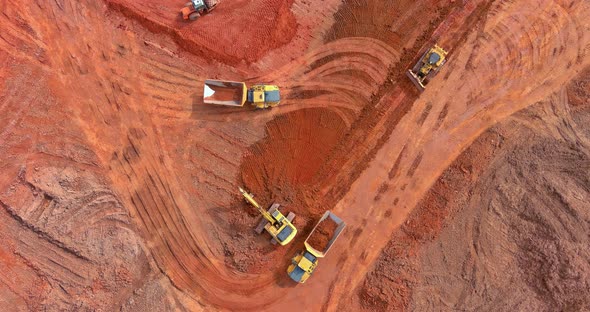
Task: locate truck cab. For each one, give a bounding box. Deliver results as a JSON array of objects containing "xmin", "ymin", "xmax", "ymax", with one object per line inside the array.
[
  {"xmin": 181, "ymin": 0, "xmax": 218, "ymax": 21},
  {"xmin": 190, "ymin": 0, "xmax": 207, "ymax": 11},
  {"xmin": 288, "ymin": 251, "xmax": 318, "ymax": 283},
  {"xmin": 247, "ymin": 85, "xmax": 281, "ymax": 109}
]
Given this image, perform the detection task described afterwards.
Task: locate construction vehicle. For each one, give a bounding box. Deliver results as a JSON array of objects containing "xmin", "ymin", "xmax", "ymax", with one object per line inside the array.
[
  {"xmin": 180, "ymin": 0, "xmax": 219, "ymax": 21},
  {"xmin": 239, "ymin": 187, "xmax": 297, "ymax": 246},
  {"xmin": 204, "ymin": 80, "xmax": 281, "ymax": 109},
  {"xmin": 407, "ymin": 44, "xmax": 448, "ymax": 91},
  {"xmin": 287, "ymin": 211, "xmax": 346, "ymax": 283}
]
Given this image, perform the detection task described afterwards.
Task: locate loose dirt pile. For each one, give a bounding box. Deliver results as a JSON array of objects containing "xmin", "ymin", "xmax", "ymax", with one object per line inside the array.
[
  {"xmin": 240, "ymin": 108, "xmax": 347, "ymax": 217},
  {"xmin": 307, "ymin": 217, "xmax": 339, "ymax": 252},
  {"xmin": 216, "ymin": 108, "xmax": 348, "ymax": 274}
]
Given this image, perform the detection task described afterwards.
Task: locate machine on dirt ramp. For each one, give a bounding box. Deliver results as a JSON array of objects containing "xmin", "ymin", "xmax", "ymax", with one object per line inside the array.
[
  {"xmin": 407, "ymin": 44, "xmax": 448, "ymax": 92},
  {"xmin": 180, "ymin": 0, "xmax": 219, "ymax": 21}
]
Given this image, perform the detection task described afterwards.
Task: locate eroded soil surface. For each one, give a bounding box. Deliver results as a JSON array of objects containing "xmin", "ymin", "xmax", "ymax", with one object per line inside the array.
[{"xmin": 0, "ymin": 0, "xmax": 589, "ymax": 311}]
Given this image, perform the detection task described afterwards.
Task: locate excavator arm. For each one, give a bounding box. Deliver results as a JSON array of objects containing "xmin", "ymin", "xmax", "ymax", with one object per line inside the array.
[{"xmin": 239, "ymin": 187, "xmax": 276, "ymax": 225}]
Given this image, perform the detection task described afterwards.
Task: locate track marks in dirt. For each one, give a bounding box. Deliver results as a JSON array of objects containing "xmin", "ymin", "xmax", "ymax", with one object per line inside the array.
[
  {"xmin": 0, "ymin": 163, "xmax": 146, "ymax": 310},
  {"xmin": 189, "ymin": 37, "xmax": 400, "ymax": 124},
  {"xmin": 325, "ymin": 0, "xmax": 590, "ymax": 310},
  {"xmin": 373, "ymin": 86, "xmax": 590, "ymax": 311},
  {"xmin": 0, "ymin": 3, "xmax": 49, "ymax": 68},
  {"xmin": 3, "ymin": 0, "xmax": 588, "ymax": 310}
]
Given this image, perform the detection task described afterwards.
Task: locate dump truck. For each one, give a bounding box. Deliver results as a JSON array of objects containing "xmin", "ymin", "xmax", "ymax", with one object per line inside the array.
[
  {"xmin": 204, "ymin": 79, "xmax": 280, "ymax": 109},
  {"xmin": 239, "ymin": 187, "xmax": 297, "ymax": 246},
  {"xmin": 287, "ymin": 211, "xmax": 346, "ymax": 283},
  {"xmin": 180, "ymin": 0, "xmax": 219, "ymax": 21},
  {"xmin": 406, "ymin": 44, "xmax": 448, "ymax": 91}
]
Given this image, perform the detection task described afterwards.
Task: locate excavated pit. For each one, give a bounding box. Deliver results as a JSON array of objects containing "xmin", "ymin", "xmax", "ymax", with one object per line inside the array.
[{"xmin": 240, "ymin": 108, "xmax": 348, "ymax": 218}]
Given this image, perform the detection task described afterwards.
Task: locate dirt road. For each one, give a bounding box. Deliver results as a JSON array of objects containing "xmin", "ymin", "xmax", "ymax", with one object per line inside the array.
[
  {"xmin": 360, "ymin": 68, "xmax": 590, "ymax": 311},
  {"xmin": 0, "ymin": 0, "xmax": 588, "ymax": 310}
]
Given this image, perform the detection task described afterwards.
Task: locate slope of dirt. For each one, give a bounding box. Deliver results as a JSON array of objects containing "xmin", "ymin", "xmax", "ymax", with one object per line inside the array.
[
  {"xmin": 0, "ymin": 0, "xmax": 589, "ymax": 310},
  {"xmin": 358, "ymin": 68, "xmax": 590, "ymax": 311},
  {"xmin": 358, "ymin": 128, "xmax": 505, "ymax": 312},
  {"xmin": 106, "ymin": 0, "xmax": 298, "ymax": 65},
  {"xmin": 212, "ymin": 108, "xmax": 347, "ymax": 274},
  {"xmin": 0, "ymin": 54, "xmax": 156, "ymax": 311},
  {"xmin": 241, "ymin": 108, "xmax": 348, "ymax": 217}
]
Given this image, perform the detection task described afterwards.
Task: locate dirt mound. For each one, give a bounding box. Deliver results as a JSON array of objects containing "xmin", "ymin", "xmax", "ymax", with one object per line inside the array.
[
  {"xmin": 240, "ymin": 108, "xmax": 348, "ymax": 217},
  {"xmin": 213, "ymin": 108, "xmax": 347, "ymax": 274},
  {"xmin": 307, "ymin": 217, "xmax": 338, "ymax": 252},
  {"xmin": 106, "ymin": 0, "xmax": 297, "ymax": 65}
]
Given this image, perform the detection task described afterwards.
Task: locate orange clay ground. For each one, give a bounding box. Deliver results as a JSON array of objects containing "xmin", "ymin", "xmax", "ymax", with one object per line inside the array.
[{"xmin": 0, "ymin": 0, "xmax": 589, "ymax": 310}]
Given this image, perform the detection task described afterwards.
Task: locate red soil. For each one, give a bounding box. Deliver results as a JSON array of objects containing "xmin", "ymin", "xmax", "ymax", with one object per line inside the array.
[
  {"xmin": 106, "ymin": 0, "xmax": 298, "ymax": 65},
  {"xmin": 240, "ymin": 108, "xmax": 348, "ymax": 217},
  {"xmin": 358, "ymin": 128, "xmax": 504, "ymax": 311},
  {"xmin": 2, "ymin": 0, "xmax": 588, "ymax": 310},
  {"xmin": 307, "ymin": 217, "xmax": 339, "ymax": 252}
]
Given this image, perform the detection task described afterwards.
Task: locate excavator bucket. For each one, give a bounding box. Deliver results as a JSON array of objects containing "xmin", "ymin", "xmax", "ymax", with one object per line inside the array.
[{"xmin": 203, "ymin": 80, "xmax": 247, "ymax": 106}]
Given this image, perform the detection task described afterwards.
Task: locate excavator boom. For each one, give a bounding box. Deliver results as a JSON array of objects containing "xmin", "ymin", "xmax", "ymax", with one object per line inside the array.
[
  {"xmin": 239, "ymin": 187, "xmax": 275, "ymax": 224},
  {"xmin": 239, "ymin": 187, "xmax": 297, "ymax": 246}
]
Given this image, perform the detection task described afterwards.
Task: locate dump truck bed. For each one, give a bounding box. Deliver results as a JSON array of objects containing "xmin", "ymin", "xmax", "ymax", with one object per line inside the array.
[
  {"xmin": 304, "ymin": 211, "xmax": 346, "ymax": 258},
  {"xmin": 203, "ymin": 80, "xmax": 247, "ymax": 106}
]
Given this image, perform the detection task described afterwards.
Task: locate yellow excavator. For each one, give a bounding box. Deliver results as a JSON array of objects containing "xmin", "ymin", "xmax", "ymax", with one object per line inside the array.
[
  {"xmin": 239, "ymin": 187, "xmax": 297, "ymax": 246},
  {"xmin": 407, "ymin": 44, "xmax": 448, "ymax": 91}
]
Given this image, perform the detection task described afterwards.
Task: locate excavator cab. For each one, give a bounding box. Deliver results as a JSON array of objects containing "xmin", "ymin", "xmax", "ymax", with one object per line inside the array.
[
  {"xmin": 271, "ymin": 217, "xmax": 296, "ymax": 244},
  {"xmin": 190, "ymin": 0, "xmax": 207, "ymax": 11},
  {"xmin": 261, "ymin": 204, "xmax": 297, "ymax": 245},
  {"xmin": 239, "ymin": 188, "xmax": 297, "ymax": 246}
]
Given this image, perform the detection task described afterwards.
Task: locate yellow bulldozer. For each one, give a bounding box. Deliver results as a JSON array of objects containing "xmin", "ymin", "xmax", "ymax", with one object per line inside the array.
[
  {"xmin": 287, "ymin": 211, "xmax": 346, "ymax": 283},
  {"xmin": 407, "ymin": 44, "xmax": 448, "ymax": 91},
  {"xmin": 239, "ymin": 187, "xmax": 297, "ymax": 246},
  {"xmin": 204, "ymin": 80, "xmax": 281, "ymax": 109}
]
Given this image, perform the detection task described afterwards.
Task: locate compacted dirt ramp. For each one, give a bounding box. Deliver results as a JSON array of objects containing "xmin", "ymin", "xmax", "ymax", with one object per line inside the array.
[{"xmin": 0, "ymin": 0, "xmax": 589, "ymax": 311}]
